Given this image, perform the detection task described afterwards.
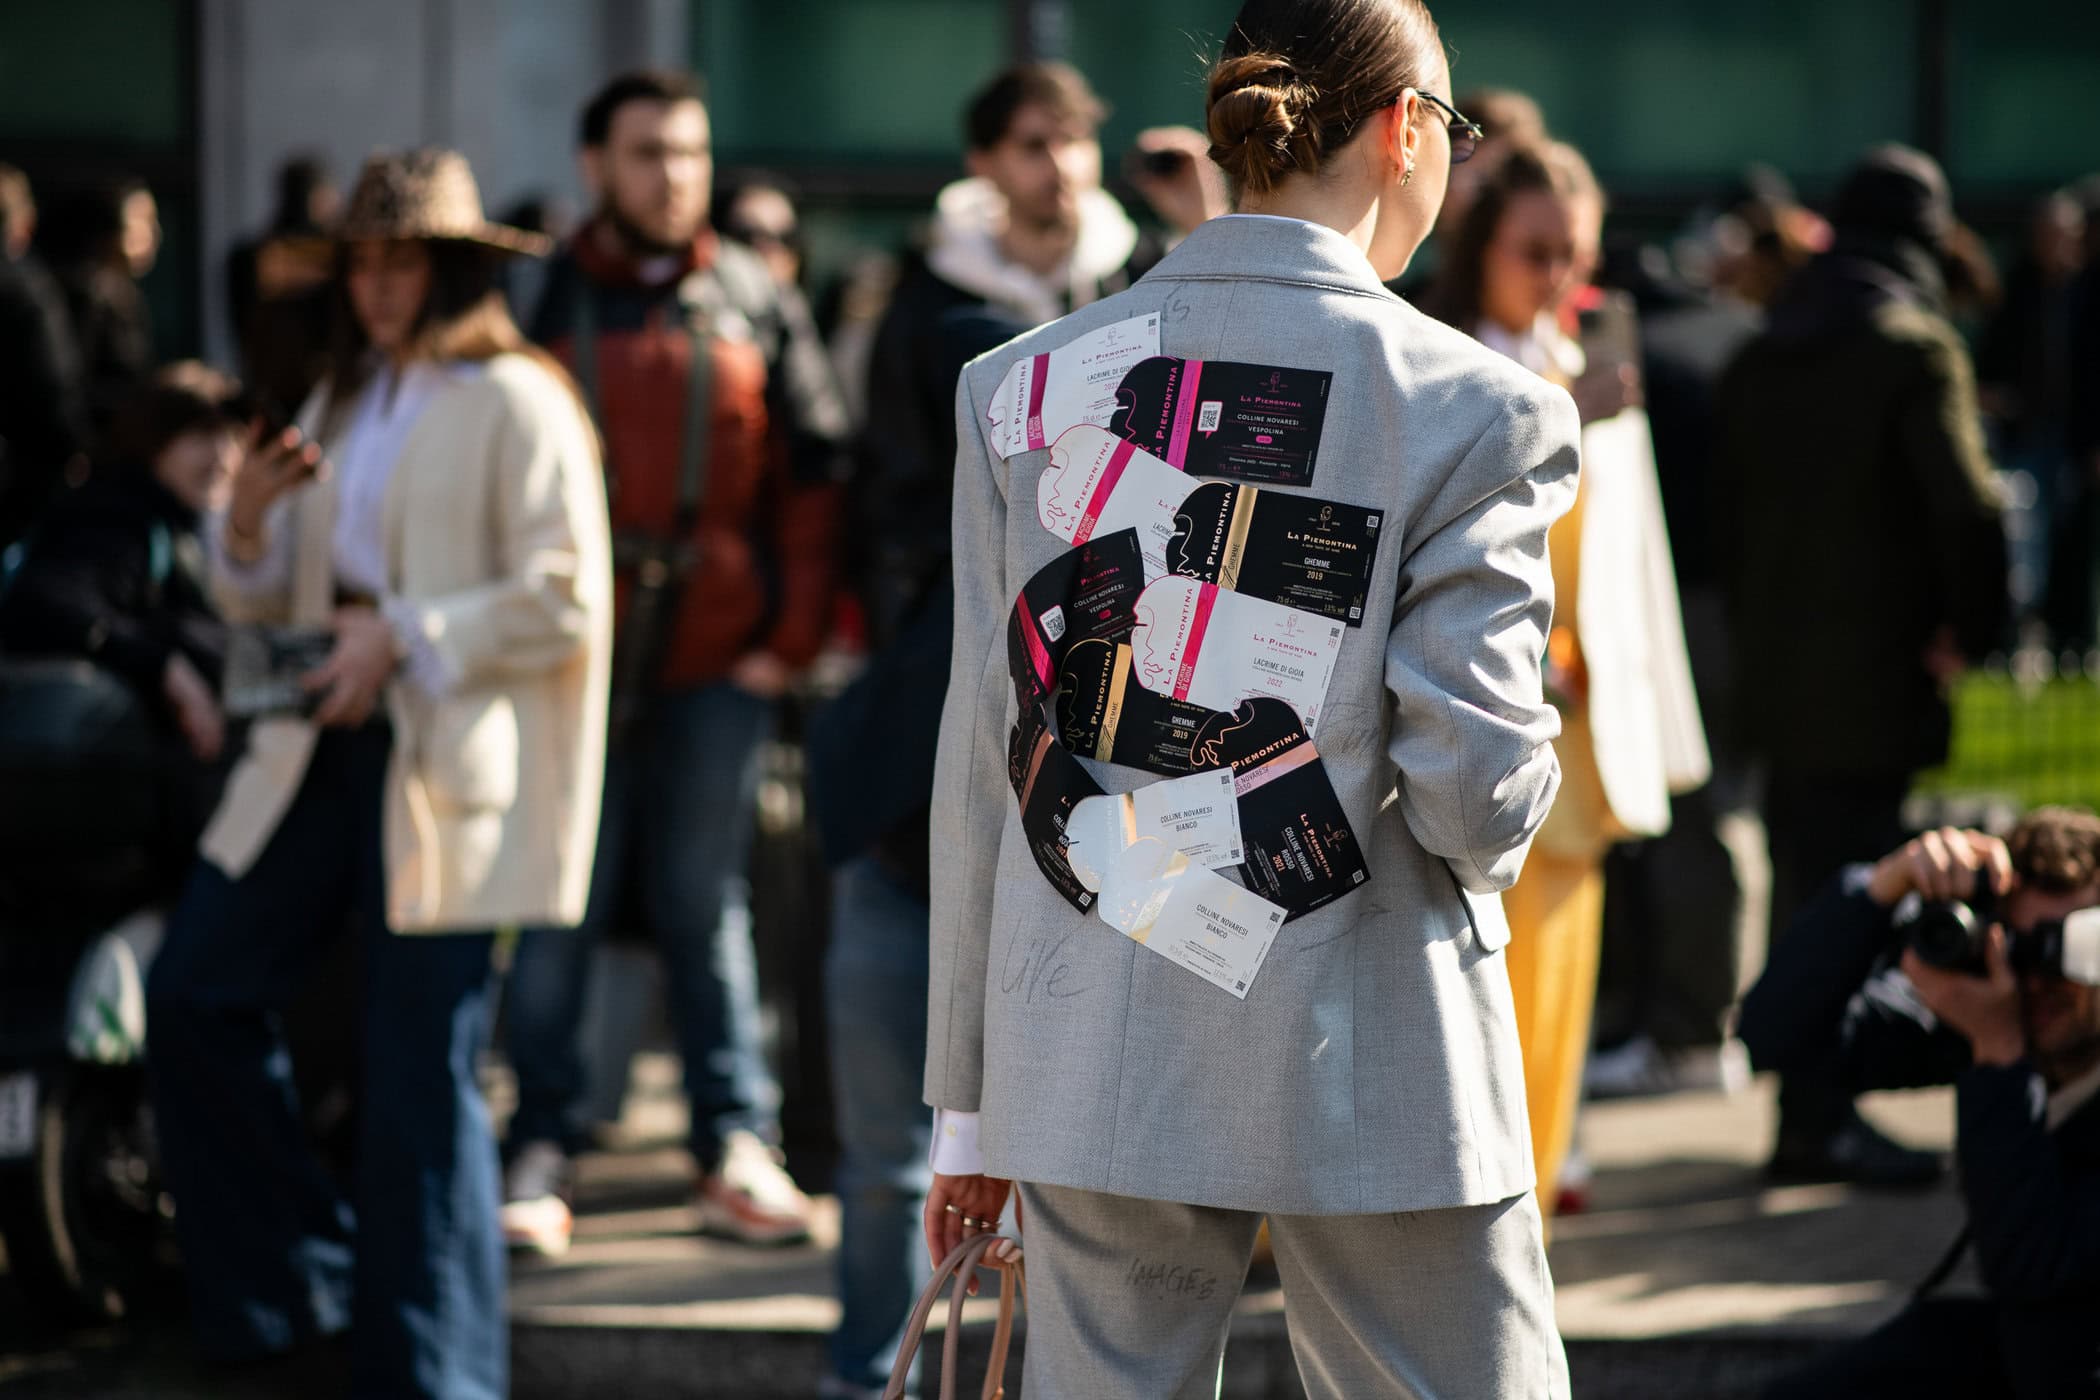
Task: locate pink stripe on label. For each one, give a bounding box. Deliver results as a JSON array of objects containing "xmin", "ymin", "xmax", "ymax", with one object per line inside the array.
[
  {"xmin": 1172, "ymin": 585, "xmax": 1218, "ymax": 700},
  {"xmin": 1017, "ymin": 602, "xmax": 1054, "ymax": 691},
  {"xmin": 1072, "ymin": 438, "xmax": 1137, "ymax": 545},
  {"xmin": 1234, "ymin": 739, "xmax": 1318, "ymax": 796},
  {"xmin": 1164, "ymin": 359, "xmax": 1205, "ymax": 467},
  {"xmin": 1024, "ymin": 352, "xmax": 1051, "ymax": 451}
]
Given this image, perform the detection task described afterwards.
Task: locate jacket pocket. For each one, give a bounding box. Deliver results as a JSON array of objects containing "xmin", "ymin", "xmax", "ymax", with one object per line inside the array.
[
  {"xmin": 422, "ymin": 693, "xmax": 521, "ymax": 813},
  {"xmin": 1444, "ymin": 861, "xmax": 1510, "ymax": 953}
]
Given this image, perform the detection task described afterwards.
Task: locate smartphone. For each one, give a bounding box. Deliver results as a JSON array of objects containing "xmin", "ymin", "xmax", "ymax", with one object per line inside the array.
[
  {"xmin": 1577, "ymin": 291, "xmax": 1641, "ymax": 380},
  {"xmin": 1123, "ymin": 147, "xmax": 1192, "ymax": 183}
]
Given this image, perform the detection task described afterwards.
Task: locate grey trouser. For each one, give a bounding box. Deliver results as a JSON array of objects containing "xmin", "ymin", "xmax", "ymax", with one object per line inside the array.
[{"xmin": 1016, "ymin": 1182, "xmax": 1569, "ymax": 1400}]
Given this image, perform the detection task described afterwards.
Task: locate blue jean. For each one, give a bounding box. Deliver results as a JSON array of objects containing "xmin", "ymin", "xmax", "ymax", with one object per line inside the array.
[
  {"xmin": 824, "ymin": 855, "xmax": 933, "ymax": 1392},
  {"xmin": 507, "ymin": 682, "xmax": 778, "ymax": 1166},
  {"xmin": 147, "ymin": 724, "xmax": 504, "ymax": 1400}
]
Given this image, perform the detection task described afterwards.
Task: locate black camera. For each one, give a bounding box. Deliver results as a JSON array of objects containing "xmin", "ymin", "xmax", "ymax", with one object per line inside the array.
[
  {"xmin": 1898, "ymin": 877, "xmax": 2100, "ymax": 985},
  {"xmin": 1899, "ymin": 877, "xmax": 1999, "ymax": 975}
]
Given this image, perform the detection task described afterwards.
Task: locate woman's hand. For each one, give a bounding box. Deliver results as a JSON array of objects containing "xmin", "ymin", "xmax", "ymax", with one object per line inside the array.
[
  {"xmin": 162, "ymin": 653, "xmax": 226, "ymax": 761},
  {"xmin": 304, "ymin": 607, "xmax": 399, "ymax": 727},
  {"xmin": 924, "ymin": 1171, "xmax": 1018, "ymax": 1294},
  {"xmin": 226, "ymin": 423, "xmax": 326, "ymax": 549}
]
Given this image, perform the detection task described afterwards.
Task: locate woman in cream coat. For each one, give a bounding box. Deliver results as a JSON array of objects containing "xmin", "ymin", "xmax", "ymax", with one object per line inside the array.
[{"xmin": 147, "ymin": 150, "xmax": 611, "ymax": 1400}]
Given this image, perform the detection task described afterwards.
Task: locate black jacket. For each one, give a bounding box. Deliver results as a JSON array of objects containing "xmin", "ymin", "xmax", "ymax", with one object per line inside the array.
[
  {"xmin": 1739, "ymin": 877, "xmax": 2100, "ymax": 1395},
  {"xmin": 0, "ymin": 252, "xmax": 87, "ymax": 545},
  {"xmin": 0, "ymin": 469, "xmax": 224, "ymax": 712},
  {"xmin": 1714, "ymin": 238, "xmax": 2008, "ymax": 778}
]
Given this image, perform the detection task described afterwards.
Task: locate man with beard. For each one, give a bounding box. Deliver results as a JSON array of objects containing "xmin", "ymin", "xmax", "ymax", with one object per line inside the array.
[
  {"xmin": 1741, "ymin": 809, "xmax": 2100, "ymax": 1397},
  {"xmin": 503, "ymin": 70, "xmax": 849, "ymax": 1256}
]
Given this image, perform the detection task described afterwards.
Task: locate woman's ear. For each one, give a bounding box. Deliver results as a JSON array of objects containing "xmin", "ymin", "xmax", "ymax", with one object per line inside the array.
[{"xmin": 1388, "ymin": 94, "xmax": 1424, "ymax": 182}]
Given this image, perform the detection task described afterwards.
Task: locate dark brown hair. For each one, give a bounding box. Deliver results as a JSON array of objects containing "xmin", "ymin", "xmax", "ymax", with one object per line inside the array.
[
  {"xmin": 1420, "ymin": 139, "xmax": 1601, "ymax": 331},
  {"xmin": 2009, "ymin": 807, "xmax": 2100, "ymax": 896},
  {"xmin": 965, "ymin": 62, "xmax": 1106, "ymax": 152},
  {"xmin": 321, "ymin": 239, "xmax": 586, "ymax": 439},
  {"xmin": 581, "ymin": 70, "xmax": 705, "ymax": 148},
  {"xmin": 1205, "ymin": 0, "xmax": 1445, "ymax": 200},
  {"xmin": 105, "ymin": 361, "xmax": 243, "ymax": 470}
]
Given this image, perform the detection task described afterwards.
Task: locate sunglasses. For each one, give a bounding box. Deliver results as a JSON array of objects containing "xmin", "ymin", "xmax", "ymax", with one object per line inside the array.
[{"xmin": 1414, "ymin": 91, "xmax": 1484, "ymax": 165}]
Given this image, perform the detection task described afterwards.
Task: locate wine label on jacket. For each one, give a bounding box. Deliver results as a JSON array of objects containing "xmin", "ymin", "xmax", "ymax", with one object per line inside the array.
[
  {"xmin": 1231, "ymin": 733, "xmax": 1371, "ymax": 918},
  {"xmin": 1036, "ymin": 425, "xmax": 1195, "ymax": 577},
  {"xmin": 987, "ymin": 314, "xmax": 1161, "ymax": 458},
  {"xmin": 1094, "ymin": 839, "xmax": 1286, "ymax": 999},
  {"xmin": 1064, "ymin": 768, "xmax": 1243, "ymax": 891},
  {"xmin": 1008, "ymin": 701, "xmax": 1105, "ymax": 912},
  {"xmin": 1128, "ymin": 577, "xmax": 1345, "ymax": 739},
  {"xmin": 1166, "ymin": 482, "xmax": 1383, "ymax": 625},
  {"xmin": 1055, "ymin": 638, "xmax": 1215, "ymax": 775},
  {"xmin": 1110, "ymin": 356, "xmax": 1332, "ymax": 487},
  {"xmin": 1006, "ymin": 529, "xmax": 1146, "ymax": 708}
]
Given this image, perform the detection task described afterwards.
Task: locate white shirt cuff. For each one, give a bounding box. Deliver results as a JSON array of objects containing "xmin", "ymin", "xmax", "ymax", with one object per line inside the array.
[{"xmin": 929, "ymin": 1108, "xmax": 985, "ymax": 1176}]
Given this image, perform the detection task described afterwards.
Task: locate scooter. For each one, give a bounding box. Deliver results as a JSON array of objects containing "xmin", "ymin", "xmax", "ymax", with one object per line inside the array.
[
  {"xmin": 0, "ymin": 902, "xmax": 175, "ymax": 1326},
  {"xmin": 0, "ymin": 658, "xmax": 183, "ymax": 1325}
]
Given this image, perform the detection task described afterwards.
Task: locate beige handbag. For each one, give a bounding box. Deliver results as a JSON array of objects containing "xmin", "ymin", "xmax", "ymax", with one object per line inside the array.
[{"xmin": 883, "ymin": 1233, "xmax": 1026, "ymax": 1400}]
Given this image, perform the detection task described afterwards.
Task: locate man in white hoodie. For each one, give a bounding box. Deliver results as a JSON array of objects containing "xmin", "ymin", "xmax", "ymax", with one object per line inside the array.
[{"xmin": 809, "ymin": 62, "xmax": 1195, "ymax": 1400}]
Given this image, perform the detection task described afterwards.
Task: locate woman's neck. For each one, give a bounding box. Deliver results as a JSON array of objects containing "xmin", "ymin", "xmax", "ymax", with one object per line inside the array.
[{"xmin": 1237, "ymin": 180, "xmax": 1381, "ymax": 262}]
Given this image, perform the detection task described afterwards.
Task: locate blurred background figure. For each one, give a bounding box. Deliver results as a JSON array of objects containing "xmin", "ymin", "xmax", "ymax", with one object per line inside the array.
[
  {"xmin": 1716, "ymin": 143, "xmax": 2009, "ymax": 1189},
  {"xmin": 0, "ymin": 162, "xmax": 87, "ymax": 544},
  {"xmin": 147, "ymin": 146, "xmax": 610, "ymax": 1400},
  {"xmin": 0, "ymin": 361, "xmax": 239, "ymax": 849},
  {"xmin": 1586, "ymin": 173, "xmax": 1769, "ymax": 1107},
  {"xmin": 1980, "ymin": 186, "xmax": 2093, "ymax": 650},
  {"xmin": 717, "ymin": 173, "xmax": 806, "ymax": 292},
  {"xmin": 1709, "ymin": 163, "xmax": 1831, "ymax": 313},
  {"xmin": 224, "ymin": 154, "xmax": 341, "ymax": 424},
  {"xmin": 1426, "ymin": 137, "xmax": 1710, "ymax": 1224},
  {"xmin": 502, "ymin": 69, "xmax": 849, "ymax": 1261},
  {"xmin": 42, "ymin": 176, "xmax": 161, "ymax": 442}
]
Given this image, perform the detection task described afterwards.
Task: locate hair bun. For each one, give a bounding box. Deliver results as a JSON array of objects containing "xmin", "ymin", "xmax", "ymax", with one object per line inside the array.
[{"xmin": 1206, "ymin": 52, "xmax": 1318, "ymax": 198}]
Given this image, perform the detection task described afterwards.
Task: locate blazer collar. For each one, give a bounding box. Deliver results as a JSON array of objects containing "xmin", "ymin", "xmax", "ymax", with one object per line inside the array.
[{"xmin": 1145, "ymin": 214, "xmax": 1396, "ymax": 301}]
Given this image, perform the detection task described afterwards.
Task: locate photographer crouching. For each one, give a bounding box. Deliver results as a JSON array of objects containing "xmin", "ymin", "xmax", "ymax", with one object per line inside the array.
[{"xmin": 1740, "ymin": 808, "xmax": 2100, "ymax": 1396}]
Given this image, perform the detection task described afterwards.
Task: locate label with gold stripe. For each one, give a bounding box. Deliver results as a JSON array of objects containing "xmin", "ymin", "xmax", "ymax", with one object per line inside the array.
[{"xmin": 1166, "ymin": 482, "xmax": 1382, "ymax": 626}]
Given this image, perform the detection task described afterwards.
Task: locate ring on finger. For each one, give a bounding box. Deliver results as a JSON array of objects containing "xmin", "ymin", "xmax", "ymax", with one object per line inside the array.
[{"xmin": 943, "ymin": 1203, "xmax": 962, "ymax": 1216}]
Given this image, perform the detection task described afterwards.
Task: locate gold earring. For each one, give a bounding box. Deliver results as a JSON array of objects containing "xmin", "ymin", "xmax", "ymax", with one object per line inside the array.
[{"xmin": 1401, "ymin": 161, "xmax": 1415, "ymax": 187}]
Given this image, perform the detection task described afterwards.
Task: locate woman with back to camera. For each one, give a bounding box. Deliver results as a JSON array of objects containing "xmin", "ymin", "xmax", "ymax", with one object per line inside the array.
[
  {"xmin": 146, "ymin": 149, "xmax": 612, "ymax": 1400},
  {"xmin": 921, "ymin": 0, "xmax": 1580, "ymax": 1393}
]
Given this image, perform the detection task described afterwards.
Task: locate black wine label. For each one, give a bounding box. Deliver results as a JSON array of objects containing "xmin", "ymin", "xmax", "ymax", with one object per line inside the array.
[
  {"xmin": 1006, "ymin": 528, "xmax": 1146, "ymax": 709},
  {"xmin": 1055, "ymin": 638, "xmax": 1216, "ymax": 776},
  {"xmin": 1192, "ymin": 698, "xmax": 1370, "ymax": 919},
  {"xmin": 1008, "ymin": 701, "xmax": 1103, "ymax": 912},
  {"xmin": 1166, "ymin": 482, "xmax": 1382, "ymax": 626},
  {"xmin": 1110, "ymin": 356, "xmax": 1332, "ymax": 488}
]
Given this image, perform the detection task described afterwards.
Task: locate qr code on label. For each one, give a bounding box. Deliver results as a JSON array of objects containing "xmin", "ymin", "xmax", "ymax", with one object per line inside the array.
[
  {"xmin": 1040, "ymin": 606, "xmax": 1067, "ymax": 642},
  {"xmin": 1197, "ymin": 401, "xmax": 1223, "ymax": 433}
]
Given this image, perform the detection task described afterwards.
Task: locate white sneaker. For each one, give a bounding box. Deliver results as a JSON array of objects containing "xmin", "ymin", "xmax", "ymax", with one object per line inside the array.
[
  {"xmin": 1585, "ymin": 1035, "xmax": 1754, "ymax": 1099},
  {"xmin": 696, "ymin": 1130, "xmax": 814, "ymax": 1246},
  {"xmin": 501, "ymin": 1140, "xmax": 574, "ymax": 1258}
]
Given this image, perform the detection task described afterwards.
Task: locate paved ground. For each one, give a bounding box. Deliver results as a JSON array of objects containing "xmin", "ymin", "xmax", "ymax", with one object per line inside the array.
[{"xmin": 0, "ymin": 1053, "xmax": 1966, "ymax": 1398}]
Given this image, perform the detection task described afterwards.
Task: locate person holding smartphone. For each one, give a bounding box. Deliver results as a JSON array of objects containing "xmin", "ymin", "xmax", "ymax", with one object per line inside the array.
[{"xmin": 146, "ymin": 148, "xmax": 612, "ymax": 1400}]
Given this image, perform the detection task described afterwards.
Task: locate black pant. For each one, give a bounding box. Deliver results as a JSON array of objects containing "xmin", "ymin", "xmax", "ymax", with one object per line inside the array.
[
  {"xmin": 1767, "ymin": 1294, "xmax": 2100, "ymax": 1399},
  {"xmin": 1761, "ymin": 766, "xmax": 1911, "ymax": 1144}
]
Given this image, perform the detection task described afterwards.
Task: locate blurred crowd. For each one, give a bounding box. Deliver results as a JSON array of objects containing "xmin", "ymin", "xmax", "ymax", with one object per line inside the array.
[{"xmin": 0, "ymin": 43, "xmax": 2097, "ymax": 1400}]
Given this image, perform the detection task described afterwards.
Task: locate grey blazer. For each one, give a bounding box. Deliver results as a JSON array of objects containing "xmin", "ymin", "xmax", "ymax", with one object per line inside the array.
[{"xmin": 926, "ymin": 215, "xmax": 1581, "ymax": 1215}]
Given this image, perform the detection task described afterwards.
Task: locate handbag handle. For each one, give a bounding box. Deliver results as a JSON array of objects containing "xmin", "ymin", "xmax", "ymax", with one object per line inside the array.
[{"xmin": 883, "ymin": 1233, "xmax": 1025, "ymax": 1400}]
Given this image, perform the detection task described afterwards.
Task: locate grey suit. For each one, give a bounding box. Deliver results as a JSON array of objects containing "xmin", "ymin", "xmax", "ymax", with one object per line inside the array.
[{"xmin": 925, "ymin": 215, "xmax": 1579, "ymax": 1392}]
